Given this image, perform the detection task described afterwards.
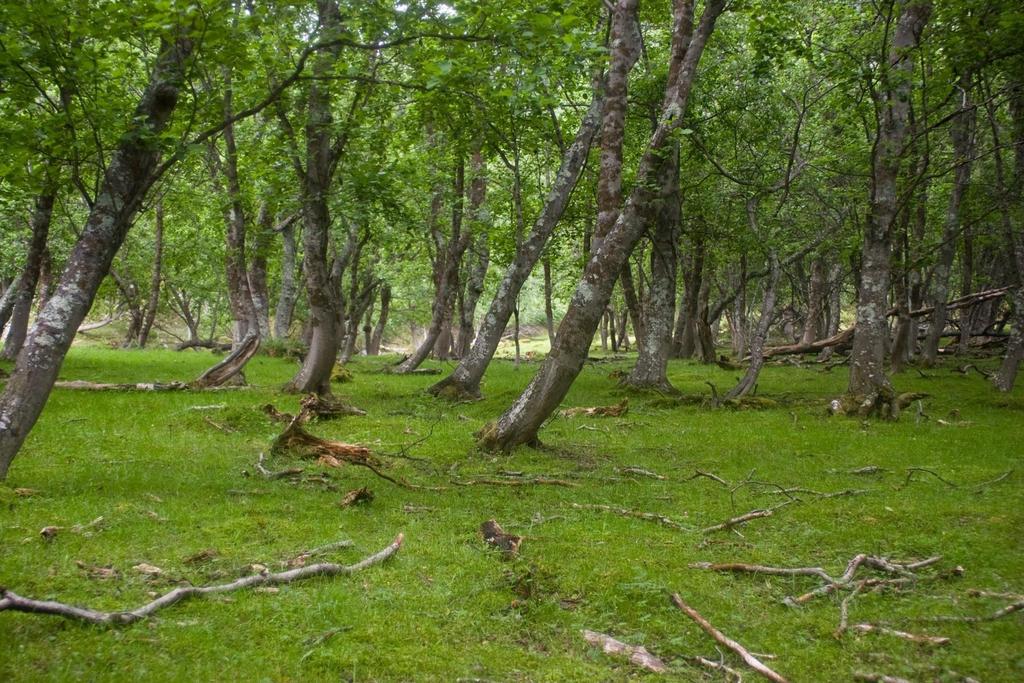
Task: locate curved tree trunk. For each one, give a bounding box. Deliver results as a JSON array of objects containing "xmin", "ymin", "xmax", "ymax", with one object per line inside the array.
[
  {"xmin": 2, "ymin": 191, "xmax": 56, "ymax": 360},
  {"xmin": 848, "ymin": 0, "xmax": 931, "ymax": 415},
  {"xmin": 0, "ymin": 35, "xmax": 194, "ymax": 480},
  {"xmin": 477, "ymin": 0, "xmax": 727, "ymax": 450},
  {"xmin": 426, "ymin": 92, "xmax": 605, "ymax": 397},
  {"xmin": 725, "ymin": 254, "xmax": 780, "ymax": 400}
]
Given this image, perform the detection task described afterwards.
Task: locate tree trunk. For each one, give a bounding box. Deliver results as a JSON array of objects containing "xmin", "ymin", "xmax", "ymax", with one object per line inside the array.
[
  {"xmin": 0, "ymin": 277, "xmax": 20, "ymax": 339},
  {"xmin": 248, "ymin": 202, "xmax": 274, "ymax": 341},
  {"xmin": 695, "ymin": 267, "xmax": 715, "ymax": 363},
  {"xmin": 623, "ymin": 143, "xmax": 679, "ymax": 390},
  {"xmin": 426, "ymin": 91, "xmax": 605, "ymax": 398},
  {"xmin": 274, "ymin": 220, "xmax": 299, "ymax": 340},
  {"xmin": 0, "ymin": 35, "xmax": 194, "ymax": 480},
  {"xmin": 137, "ymin": 199, "xmax": 165, "ymax": 348},
  {"xmin": 847, "ymin": 0, "xmax": 931, "ymax": 415},
  {"xmin": 993, "ymin": 81, "xmax": 1024, "ymax": 390},
  {"xmin": 725, "ymin": 254, "xmax": 780, "ymax": 400},
  {"xmin": 800, "ymin": 257, "xmax": 825, "ymax": 346},
  {"xmin": 368, "ymin": 284, "xmax": 391, "ymax": 355},
  {"xmin": 2, "ymin": 190, "xmax": 56, "ymax": 360},
  {"xmin": 543, "ymin": 256, "xmax": 556, "ymax": 346},
  {"xmin": 922, "ymin": 72, "xmax": 974, "ymax": 366},
  {"xmin": 675, "ymin": 235, "xmax": 704, "ymax": 358},
  {"xmin": 284, "ymin": 0, "xmax": 347, "ymax": 394},
  {"xmin": 477, "ymin": 0, "xmax": 726, "ymax": 450},
  {"xmin": 397, "ymin": 158, "xmax": 469, "ymax": 372},
  {"xmin": 456, "ymin": 147, "xmax": 490, "ymax": 358}
]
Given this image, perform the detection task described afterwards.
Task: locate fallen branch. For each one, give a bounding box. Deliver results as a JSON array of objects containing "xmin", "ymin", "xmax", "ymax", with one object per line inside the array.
[
  {"xmin": 854, "ymin": 673, "xmax": 911, "ymax": 683},
  {"xmin": 571, "ymin": 503, "xmax": 692, "ymax": 531},
  {"xmin": 919, "ymin": 599, "xmax": 1024, "ymax": 623},
  {"xmin": 670, "ymin": 593, "xmax": 788, "ymax": 683},
  {"xmin": 689, "ymin": 562, "xmax": 834, "ymax": 583},
  {"xmin": 453, "ymin": 477, "xmax": 577, "ymax": 488},
  {"xmin": 898, "ymin": 467, "xmax": 958, "ymax": 490},
  {"xmin": 582, "ymin": 630, "xmax": 667, "ymax": 673},
  {"xmin": 686, "ymin": 655, "xmax": 744, "ymax": 681},
  {"xmin": 616, "ymin": 466, "xmax": 666, "ymax": 480},
  {"xmin": 685, "ymin": 470, "xmax": 730, "ymax": 487},
  {"xmin": 54, "ymin": 381, "xmax": 189, "ymax": 391},
  {"xmin": 0, "ymin": 534, "xmax": 404, "ymax": 625},
  {"xmin": 849, "ymin": 623, "xmax": 950, "ymax": 646},
  {"xmin": 559, "ymin": 398, "xmax": 629, "ymax": 418},
  {"xmin": 338, "ymin": 487, "xmax": 374, "ymax": 507},
  {"xmin": 701, "ymin": 501, "xmax": 793, "ymax": 535}
]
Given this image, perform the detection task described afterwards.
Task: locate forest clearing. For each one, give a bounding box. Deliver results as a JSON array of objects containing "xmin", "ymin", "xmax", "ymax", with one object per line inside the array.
[{"xmin": 2, "ymin": 0, "xmax": 1023, "ymax": 680}]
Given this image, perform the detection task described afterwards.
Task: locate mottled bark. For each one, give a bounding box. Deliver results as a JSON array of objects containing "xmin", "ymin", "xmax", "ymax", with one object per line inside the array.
[
  {"xmin": 426, "ymin": 91, "xmax": 605, "ymax": 397},
  {"xmin": 543, "ymin": 256, "xmax": 556, "ymax": 346},
  {"xmin": 274, "ymin": 220, "xmax": 299, "ymax": 340},
  {"xmin": 675, "ymin": 236, "xmax": 704, "ymax": 358},
  {"xmin": 0, "ymin": 277, "xmax": 19, "ymax": 338},
  {"xmin": 478, "ymin": 0, "xmax": 727, "ymax": 450},
  {"xmin": 922, "ymin": 72, "xmax": 974, "ymax": 366},
  {"xmin": 695, "ymin": 267, "xmax": 715, "ymax": 362},
  {"xmin": 2, "ymin": 191, "xmax": 56, "ymax": 360},
  {"xmin": 800, "ymin": 257, "xmax": 825, "ymax": 346},
  {"xmin": 848, "ymin": 0, "xmax": 931, "ymax": 411},
  {"xmin": 137, "ymin": 199, "xmax": 164, "ymax": 348},
  {"xmin": 457, "ymin": 148, "xmax": 489, "ymax": 358},
  {"xmin": 623, "ymin": 143, "xmax": 679, "ymax": 390},
  {"xmin": 0, "ymin": 35, "xmax": 194, "ymax": 479}
]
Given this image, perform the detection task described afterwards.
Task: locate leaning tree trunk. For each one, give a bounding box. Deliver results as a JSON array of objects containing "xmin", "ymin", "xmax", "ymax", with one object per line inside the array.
[
  {"xmin": 274, "ymin": 220, "xmax": 299, "ymax": 340},
  {"xmin": 137, "ymin": 198, "xmax": 165, "ymax": 348},
  {"xmin": 0, "ymin": 277, "xmax": 20, "ymax": 339},
  {"xmin": 477, "ymin": 0, "xmax": 726, "ymax": 450},
  {"xmin": 426, "ymin": 91, "xmax": 605, "ymax": 398},
  {"xmin": 847, "ymin": 0, "xmax": 931, "ymax": 416},
  {"xmin": 623, "ymin": 143, "xmax": 679, "ymax": 391},
  {"xmin": 921, "ymin": 72, "xmax": 974, "ymax": 366},
  {"xmin": 2, "ymin": 190, "xmax": 55, "ymax": 361},
  {"xmin": 0, "ymin": 35, "xmax": 194, "ymax": 480}
]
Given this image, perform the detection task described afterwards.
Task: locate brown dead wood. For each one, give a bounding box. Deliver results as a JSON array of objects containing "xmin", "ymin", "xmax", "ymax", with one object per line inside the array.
[
  {"xmin": 571, "ymin": 503, "xmax": 692, "ymax": 531},
  {"xmin": 559, "ymin": 398, "xmax": 629, "ymax": 418},
  {"xmin": 338, "ymin": 487, "xmax": 374, "ymax": 507},
  {"xmin": 300, "ymin": 392, "xmax": 366, "ymax": 418},
  {"xmin": 616, "ymin": 466, "xmax": 666, "ymax": 480},
  {"xmin": 480, "ymin": 520, "xmax": 522, "ymax": 557},
  {"xmin": 582, "ymin": 630, "xmax": 667, "ymax": 673},
  {"xmin": 454, "ymin": 477, "xmax": 577, "ymax": 488},
  {"xmin": 701, "ymin": 501, "xmax": 794, "ymax": 535},
  {"xmin": 0, "ymin": 534, "xmax": 403, "ymax": 625},
  {"xmin": 670, "ymin": 593, "xmax": 788, "ymax": 683}
]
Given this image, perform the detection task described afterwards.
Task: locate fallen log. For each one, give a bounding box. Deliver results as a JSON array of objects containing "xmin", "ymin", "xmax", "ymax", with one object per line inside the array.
[
  {"xmin": 0, "ymin": 534, "xmax": 403, "ymax": 625},
  {"xmin": 559, "ymin": 398, "xmax": 629, "ymax": 418}
]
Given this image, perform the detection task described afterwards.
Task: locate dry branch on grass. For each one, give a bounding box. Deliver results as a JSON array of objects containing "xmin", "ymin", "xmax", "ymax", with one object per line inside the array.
[
  {"xmin": 701, "ymin": 501, "xmax": 793, "ymax": 534},
  {"xmin": 616, "ymin": 466, "xmax": 666, "ymax": 480},
  {"xmin": 582, "ymin": 630, "xmax": 667, "ymax": 673},
  {"xmin": 0, "ymin": 534, "xmax": 403, "ymax": 625},
  {"xmin": 559, "ymin": 398, "xmax": 629, "ymax": 418},
  {"xmin": 254, "ymin": 452, "xmax": 304, "ymax": 480},
  {"xmin": 453, "ymin": 477, "xmax": 577, "ymax": 488},
  {"xmin": 570, "ymin": 503, "xmax": 692, "ymax": 531},
  {"xmin": 849, "ymin": 623, "xmax": 950, "ymax": 646},
  {"xmin": 670, "ymin": 593, "xmax": 788, "ymax": 683},
  {"xmin": 854, "ymin": 673, "xmax": 911, "ymax": 683},
  {"xmin": 685, "ymin": 470, "xmax": 731, "ymax": 487}
]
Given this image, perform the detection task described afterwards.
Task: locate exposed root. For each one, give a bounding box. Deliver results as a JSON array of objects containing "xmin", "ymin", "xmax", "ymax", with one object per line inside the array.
[
  {"xmin": 191, "ymin": 333, "xmax": 260, "ymax": 388},
  {"xmin": 0, "ymin": 534, "xmax": 404, "ymax": 625},
  {"xmin": 300, "ymin": 392, "xmax": 366, "ymax": 419}
]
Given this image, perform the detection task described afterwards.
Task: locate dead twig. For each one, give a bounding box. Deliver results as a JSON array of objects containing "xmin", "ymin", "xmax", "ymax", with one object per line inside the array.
[
  {"xmin": 701, "ymin": 501, "xmax": 794, "ymax": 535},
  {"xmin": 571, "ymin": 503, "xmax": 692, "ymax": 531},
  {"xmin": 849, "ymin": 623, "xmax": 950, "ymax": 646},
  {"xmin": 453, "ymin": 477, "xmax": 577, "ymax": 488},
  {"xmin": 853, "ymin": 673, "xmax": 911, "ymax": 683},
  {"xmin": 899, "ymin": 467, "xmax": 958, "ymax": 490},
  {"xmin": 685, "ymin": 470, "xmax": 731, "ymax": 487},
  {"xmin": 670, "ymin": 593, "xmax": 788, "ymax": 683},
  {"xmin": 0, "ymin": 534, "xmax": 404, "ymax": 625},
  {"xmin": 254, "ymin": 453, "xmax": 304, "ymax": 480},
  {"xmin": 616, "ymin": 466, "xmax": 666, "ymax": 480}
]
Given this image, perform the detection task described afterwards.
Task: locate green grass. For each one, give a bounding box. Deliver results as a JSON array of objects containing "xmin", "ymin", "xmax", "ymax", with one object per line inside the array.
[{"xmin": 1, "ymin": 346, "xmax": 1022, "ymax": 681}]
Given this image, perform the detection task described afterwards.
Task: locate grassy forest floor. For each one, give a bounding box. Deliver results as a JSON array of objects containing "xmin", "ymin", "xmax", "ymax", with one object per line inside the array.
[{"xmin": 0, "ymin": 345, "xmax": 1022, "ymax": 681}]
